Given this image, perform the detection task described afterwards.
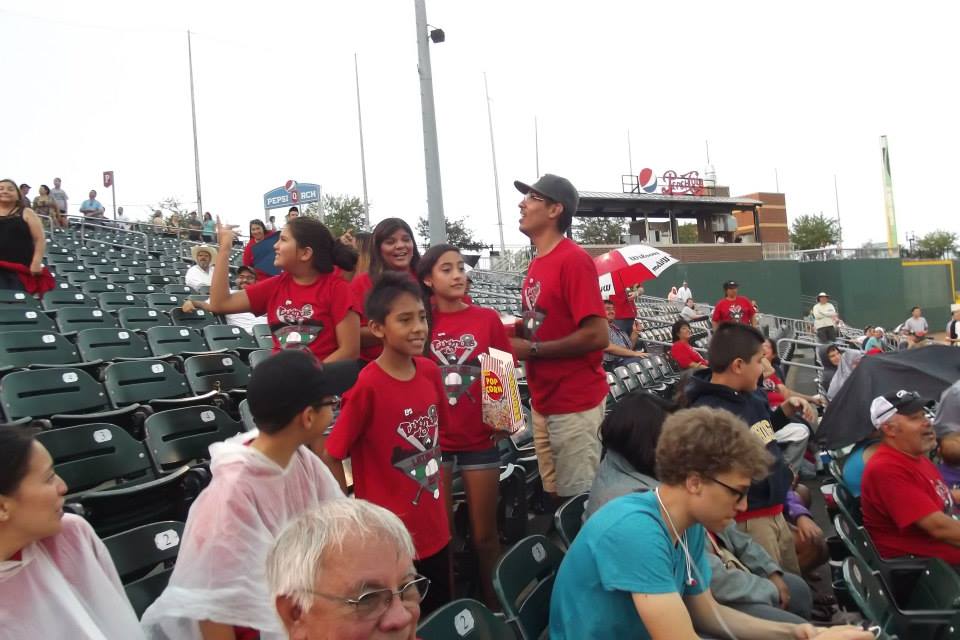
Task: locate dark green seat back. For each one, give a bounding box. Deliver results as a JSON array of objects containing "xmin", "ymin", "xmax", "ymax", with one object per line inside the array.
[
  {"xmin": 834, "ymin": 482, "xmax": 863, "ymax": 527},
  {"xmin": 0, "ymin": 330, "xmax": 79, "ymax": 369},
  {"xmin": 77, "ymin": 328, "xmax": 152, "ymax": 362},
  {"xmin": 103, "ymin": 360, "xmax": 192, "ymax": 407},
  {"xmin": 81, "ymin": 280, "xmax": 118, "ymax": 296},
  {"xmin": 124, "ymin": 284, "xmax": 161, "ymax": 296},
  {"xmin": 905, "ymin": 558, "xmax": 960, "ymax": 610},
  {"xmin": 55, "ymin": 306, "xmax": 118, "ymax": 334},
  {"xmin": 183, "ymin": 354, "xmax": 250, "ymax": 394},
  {"xmin": 144, "ymin": 405, "xmax": 244, "ymax": 470},
  {"xmin": 418, "ymin": 598, "xmax": 515, "ymax": 640},
  {"xmin": 118, "ymin": 307, "xmax": 169, "ymax": 332},
  {"xmin": 252, "ymin": 323, "xmax": 274, "ymax": 349},
  {"xmin": 146, "ymin": 293, "xmax": 184, "ymax": 310},
  {"xmin": 492, "ymin": 535, "xmax": 564, "ymax": 640},
  {"xmin": 0, "ymin": 290, "xmax": 41, "ymax": 308},
  {"xmin": 553, "ymin": 493, "xmax": 589, "ymax": 548},
  {"xmin": 203, "ymin": 325, "xmax": 257, "ymax": 352},
  {"xmin": 0, "ymin": 308, "xmax": 56, "ymax": 332},
  {"xmin": 248, "ymin": 349, "xmax": 272, "ymax": 369},
  {"xmin": 36, "ymin": 423, "xmax": 154, "ymax": 493},
  {"xmin": 0, "ymin": 367, "xmax": 109, "ymax": 421},
  {"xmin": 42, "ymin": 290, "xmax": 94, "ymax": 312},
  {"xmin": 146, "ymin": 326, "xmax": 207, "ymax": 357},
  {"xmin": 98, "ymin": 292, "xmax": 145, "ymax": 312},
  {"xmin": 842, "ymin": 556, "xmax": 894, "ymax": 635},
  {"xmin": 170, "ymin": 308, "xmax": 218, "ymax": 330}
]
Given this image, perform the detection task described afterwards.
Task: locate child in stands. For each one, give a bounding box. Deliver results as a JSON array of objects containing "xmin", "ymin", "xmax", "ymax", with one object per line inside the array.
[
  {"xmin": 0, "ymin": 427, "xmax": 144, "ymax": 639},
  {"xmin": 141, "ymin": 350, "xmax": 356, "ymax": 640},
  {"xmin": 417, "ymin": 244, "xmax": 513, "ymax": 608},
  {"xmin": 327, "ymin": 272, "xmax": 452, "ymax": 615}
]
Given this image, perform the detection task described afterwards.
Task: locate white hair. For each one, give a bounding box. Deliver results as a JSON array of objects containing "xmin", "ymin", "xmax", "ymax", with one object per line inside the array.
[{"xmin": 266, "ymin": 499, "xmax": 416, "ymax": 611}]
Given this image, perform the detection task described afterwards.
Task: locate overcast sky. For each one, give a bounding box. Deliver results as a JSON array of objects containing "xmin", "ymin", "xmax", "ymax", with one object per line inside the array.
[{"xmin": 3, "ymin": 0, "xmax": 957, "ymax": 249}]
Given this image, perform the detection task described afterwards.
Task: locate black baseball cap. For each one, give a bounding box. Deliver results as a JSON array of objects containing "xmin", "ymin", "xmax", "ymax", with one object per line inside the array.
[
  {"xmin": 247, "ymin": 350, "xmax": 360, "ymax": 429},
  {"xmin": 723, "ymin": 280, "xmax": 739, "ymax": 290},
  {"xmin": 514, "ymin": 174, "xmax": 579, "ymax": 232},
  {"xmin": 870, "ymin": 389, "xmax": 934, "ymax": 427},
  {"xmin": 236, "ymin": 265, "xmax": 256, "ymax": 278}
]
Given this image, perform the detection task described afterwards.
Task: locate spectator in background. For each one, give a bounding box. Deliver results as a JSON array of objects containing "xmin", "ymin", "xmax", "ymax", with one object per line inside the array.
[
  {"xmin": 182, "ymin": 265, "xmax": 266, "ymax": 333},
  {"xmin": 185, "ymin": 245, "xmax": 216, "ymax": 291},
  {"xmin": 510, "ymin": 174, "xmax": 609, "ymax": 502},
  {"xmin": 286, "ymin": 206, "xmax": 299, "ymax": 222},
  {"xmin": 811, "ymin": 292, "xmax": 839, "ymax": 343},
  {"xmin": 266, "ymin": 215, "xmax": 277, "ymax": 231},
  {"xmin": 826, "ymin": 350, "xmax": 863, "ymax": 402},
  {"xmin": 608, "ymin": 283, "xmax": 640, "ymax": 334},
  {"xmin": 30, "ymin": 185, "xmax": 59, "ymax": 222},
  {"xmin": 863, "ymin": 327, "xmax": 885, "ymax": 352},
  {"xmin": 79, "ymin": 190, "xmax": 105, "ymax": 218},
  {"xmin": 267, "ymin": 500, "xmax": 426, "ymax": 640},
  {"xmin": 901, "ymin": 306, "xmax": 929, "ymax": 348},
  {"xmin": 0, "ymin": 178, "xmax": 47, "ymax": 290},
  {"xmin": 201, "ymin": 212, "xmax": 215, "ymax": 241},
  {"xmin": 667, "ymin": 286, "xmax": 679, "ymax": 304},
  {"xmin": 670, "ymin": 319, "xmax": 708, "ymax": 370},
  {"xmin": 186, "ymin": 212, "xmax": 203, "ymax": 241},
  {"xmin": 326, "ymin": 274, "xmax": 452, "ymax": 614},
  {"xmin": 860, "ymin": 390, "xmax": 960, "ymax": 565},
  {"xmin": 946, "ymin": 304, "xmax": 960, "ymax": 346},
  {"xmin": 18, "ymin": 183, "xmax": 30, "ymax": 207},
  {"xmin": 353, "ymin": 230, "xmax": 374, "ymax": 277},
  {"xmin": 50, "ymin": 177, "xmax": 68, "ymax": 217},
  {"xmin": 150, "ymin": 209, "xmax": 164, "ymax": 229},
  {"xmin": 603, "ymin": 299, "xmax": 648, "ymax": 369},
  {"xmin": 711, "ymin": 280, "xmax": 756, "ymax": 329},
  {"xmin": 584, "ymin": 395, "xmax": 813, "ymax": 625},
  {"xmin": 550, "ymin": 407, "xmax": 868, "ymax": 640},
  {"xmin": 141, "ymin": 350, "xmax": 355, "ymax": 639},
  {"xmin": 242, "ymin": 218, "xmax": 279, "ymax": 281},
  {"xmin": 677, "ymin": 280, "xmax": 692, "ymax": 304},
  {"xmin": 819, "ymin": 344, "xmax": 842, "ymax": 393},
  {"xmin": 0, "ymin": 427, "xmax": 145, "ymax": 639},
  {"xmin": 680, "ymin": 297, "xmax": 708, "ymax": 322},
  {"xmin": 934, "ymin": 381, "xmax": 960, "ymax": 438},
  {"xmin": 115, "ymin": 206, "xmax": 130, "ymax": 230}
]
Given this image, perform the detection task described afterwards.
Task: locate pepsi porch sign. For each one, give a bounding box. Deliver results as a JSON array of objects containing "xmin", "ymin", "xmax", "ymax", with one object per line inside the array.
[{"xmin": 263, "ymin": 180, "xmax": 321, "ymax": 210}]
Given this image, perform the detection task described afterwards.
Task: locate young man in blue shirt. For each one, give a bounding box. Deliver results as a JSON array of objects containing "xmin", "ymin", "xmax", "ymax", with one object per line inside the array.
[{"xmin": 549, "ymin": 407, "xmax": 871, "ymax": 640}]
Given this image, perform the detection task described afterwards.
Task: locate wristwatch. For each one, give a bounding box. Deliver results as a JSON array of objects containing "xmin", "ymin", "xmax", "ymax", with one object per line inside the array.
[{"xmin": 529, "ymin": 341, "xmax": 540, "ymax": 357}]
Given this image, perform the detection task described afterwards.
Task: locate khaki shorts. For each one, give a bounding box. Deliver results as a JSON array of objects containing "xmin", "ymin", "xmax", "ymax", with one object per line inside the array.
[
  {"xmin": 736, "ymin": 513, "xmax": 800, "ymax": 575},
  {"xmin": 531, "ymin": 400, "xmax": 605, "ymax": 497}
]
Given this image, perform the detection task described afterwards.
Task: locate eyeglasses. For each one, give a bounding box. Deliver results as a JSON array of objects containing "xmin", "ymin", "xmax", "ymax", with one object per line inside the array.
[
  {"xmin": 705, "ymin": 475, "xmax": 748, "ymax": 503},
  {"xmin": 317, "ymin": 396, "xmax": 341, "ymax": 411},
  {"xmin": 306, "ymin": 575, "xmax": 430, "ymax": 620},
  {"xmin": 523, "ymin": 192, "xmax": 547, "ymax": 202}
]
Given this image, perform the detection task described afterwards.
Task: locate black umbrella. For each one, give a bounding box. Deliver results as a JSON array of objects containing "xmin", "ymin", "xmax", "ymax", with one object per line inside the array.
[{"xmin": 817, "ymin": 345, "xmax": 960, "ymax": 450}]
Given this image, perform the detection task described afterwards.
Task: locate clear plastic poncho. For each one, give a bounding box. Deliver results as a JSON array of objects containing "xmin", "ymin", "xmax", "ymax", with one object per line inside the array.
[
  {"xmin": 140, "ymin": 431, "xmax": 344, "ymax": 639},
  {"xmin": 0, "ymin": 514, "xmax": 145, "ymax": 640}
]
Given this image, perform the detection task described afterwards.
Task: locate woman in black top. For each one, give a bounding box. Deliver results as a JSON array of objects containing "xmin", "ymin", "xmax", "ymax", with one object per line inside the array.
[{"xmin": 0, "ymin": 179, "xmax": 46, "ymax": 291}]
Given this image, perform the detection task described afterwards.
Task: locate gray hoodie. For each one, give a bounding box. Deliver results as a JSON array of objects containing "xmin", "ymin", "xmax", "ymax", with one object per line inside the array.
[{"xmin": 585, "ymin": 450, "xmax": 783, "ymax": 607}]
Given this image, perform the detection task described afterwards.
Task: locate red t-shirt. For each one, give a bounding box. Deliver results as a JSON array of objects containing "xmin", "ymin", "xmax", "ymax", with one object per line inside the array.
[
  {"xmin": 244, "ymin": 271, "xmax": 356, "ymax": 361},
  {"xmin": 350, "ymin": 270, "xmax": 419, "ymax": 361},
  {"xmin": 608, "ymin": 292, "xmax": 636, "ymax": 320},
  {"xmin": 326, "ymin": 357, "xmax": 451, "ymax": 559},
  {"xmin": 711, "ymin": 296, "xmax": 756, "ymax": 326},
  {"xmin": 428, "ymin": 304, "xmax": 514, "ymax": 452},
  {"xmin": 761, "ymin": 373, "xmax": 786, "ymax": 409},
  {"xmin": 670, "ymin": 341, "xmax": 707, "ymax": 370},
  {"xmin": 521, "ymin": 238, "xmax": 607, "ymax": 415},
  {"xmin": 861, "ymin": 443, "xmax": 960, "ymax": 563}
]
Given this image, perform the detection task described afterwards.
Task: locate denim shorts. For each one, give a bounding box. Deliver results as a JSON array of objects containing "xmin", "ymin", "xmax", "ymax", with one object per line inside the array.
[{"xmin": 441, "ymin": 446, "xmax": 501, "ymax": 471}]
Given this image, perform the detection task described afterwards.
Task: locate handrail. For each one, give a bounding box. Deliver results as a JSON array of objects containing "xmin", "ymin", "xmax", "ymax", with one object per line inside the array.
[{"xmin": 41, "ymin": 214, "xmax": 151, "ymax": 255}]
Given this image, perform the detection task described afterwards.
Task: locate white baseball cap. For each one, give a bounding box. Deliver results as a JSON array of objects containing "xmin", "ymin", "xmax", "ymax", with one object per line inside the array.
[{"xmin": 870, "ymin": 390, "xmax": 933, "ymax": 428}]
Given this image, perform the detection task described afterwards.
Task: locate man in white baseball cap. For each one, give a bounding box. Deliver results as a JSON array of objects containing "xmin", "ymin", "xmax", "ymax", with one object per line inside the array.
[{"xmin": 859, "ymin": 390, "xmax": 960, "ymax": 565}]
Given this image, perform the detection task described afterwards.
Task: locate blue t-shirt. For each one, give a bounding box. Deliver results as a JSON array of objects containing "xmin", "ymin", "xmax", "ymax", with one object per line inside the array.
[
  {"xmin": 549, "ymin": 491, "xmax": 711, "ymax": 640},
  {"xmin": 842, "ymin": 443, "xmax": 869, "ymax": 498}
]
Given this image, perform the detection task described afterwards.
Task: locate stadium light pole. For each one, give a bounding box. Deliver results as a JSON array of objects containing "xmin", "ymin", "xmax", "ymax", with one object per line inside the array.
[
  {"xmin": 414, "ymin": 0, "xmax": 446, "ymax": 245},
  {"xmin": 187, "ymin": 30, "xmax": 204, "ymax": 217}
]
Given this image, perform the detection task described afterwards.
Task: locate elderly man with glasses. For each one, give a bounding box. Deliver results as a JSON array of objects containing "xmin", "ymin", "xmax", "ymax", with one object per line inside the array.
[{"xmin": 267, "ymin": 500, "xmax": 426, "ymax": 640}]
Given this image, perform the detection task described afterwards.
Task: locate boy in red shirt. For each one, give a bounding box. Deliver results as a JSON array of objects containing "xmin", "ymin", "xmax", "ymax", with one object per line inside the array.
[
  {"xmin": 511, "ymin": 174, "xmax": 609, "ymax": 500},
  {"xmin": 326, "ymin": 272, "xmax": 452, "ymax": 614},
  {"xmin": 860, "ymin": 390, "xmax": 960, "ymax": 564},
  {"xmin": 712, "ymin": 280, "xmax": 757, "ymax": 329}
]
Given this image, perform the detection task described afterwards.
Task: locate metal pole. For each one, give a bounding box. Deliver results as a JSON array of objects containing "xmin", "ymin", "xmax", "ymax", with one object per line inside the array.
[
  {"xmin": 627, "ymin": 129, "xmax": 634, "ymax": 176},
  {"xmin": 110, "ymin": 180, "xmax": 116, "ymax": 221},
  {"xmin": 774, "ymin": 168, "xmax": 780, "ymax": 192},
  {"xmin": 354, "ymin": 53, "xmax": 370, "ymax": 229},
  {"xmin": 187, "ymin": 31, "xmax": 204, "ymax": 217},
  {"xmin": 833, "ymin": 174, "xmax": 843, "ymax": 247},
  {"xmin": 483, "ymin": 73, "xmax": 506, "ymax": 256},
  {"xmin": 413, "ymin": 0, "xmax": 446, "ymax": 245},
  {"xmin": 534, "ymin": 116, "xmax": 540, "ymax": 176}
]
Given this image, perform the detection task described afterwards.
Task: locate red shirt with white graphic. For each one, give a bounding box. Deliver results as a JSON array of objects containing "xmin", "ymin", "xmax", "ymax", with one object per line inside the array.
[
  {"xmin": 711, "ymin": 295, "xmax": 756, "ymax": 326},
  {"xmin": 861, "ymin": 443, "xmax": 960, "ymax": 563},
  {"xmin": 428, "ymin": 304, "xmax": 515, "ymax": 452},
  {"xmin": 244, "ymin": 271, "xmax": 356, "ymax": 361},
  {"xmin": 326, "ymin": 357, "xmax": 451, "ymax": 559},
  {"xmin": 522, "ymin": 238, "xmax": 608, "ymax": 415}
]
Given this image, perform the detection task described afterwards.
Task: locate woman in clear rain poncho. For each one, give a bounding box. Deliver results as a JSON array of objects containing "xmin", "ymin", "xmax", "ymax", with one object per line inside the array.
[{"xmin": 0, "ymin": 426, "xmax": 144, "ymax": 639}]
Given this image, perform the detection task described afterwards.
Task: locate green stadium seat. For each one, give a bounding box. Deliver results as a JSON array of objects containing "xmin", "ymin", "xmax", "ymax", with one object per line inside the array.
[
  {"xmin": 170, "ymin": 308, "xmax": 219, "ymax": 331},
  {"xmin": 183, "ymin": 354, "xmax": 250, "ymax": 396},
  {"xmin": 145, "ymin": 275, "xmax": 173, "ymax": 286},
  {"xmin": 418, "ymin": 598, "xmax": 515, "ymax": 640},
  {"xmin": 66, "ymin": 272, "xmax": 100, "ymax": 287},
  {"xmin": 248, "ymin": 349, "xmax": 272, "ymax": 369},
  {"xmin": 47, "ymin": 253, "xmax": 79, "ymax": 265},
  {"xmin": 492, "ymin": 534, "xmax": 564, "ymax": 640},
  {"xmin": 76, "ymin": 328, "xmax": 152, "ymax": 362},
  {"xmin": 146, "ymin": 293, "xmax": 185, "ymax": 311},
  {"xmin": 81, "ymin": 280, "xmax": 118, "ymax": 296},
  {"xmin": 252, "ymin": 323, "xmax": 274, "ymax": 349},
  {"xmin": 202, "ymin": 324, "xmax": 257, "ymax": 355},
  {"xmin": 0, "ymin": 308, "xmax": 56, "ymax": 332},
  {"xmin": 118, "ymin": 307, "xmax": 170, "ymax": 332},
  {"xmin": 125, "ymin": 283, "xmax": 161, "ymax": 296},
  {"xmin": 163, "ymin": 284, "xmax": 193, "ymax": 295},
  {"xmin": 103, "ymin": 359, "xmax": 218, "ymax": 410},
  {"xmin": 553, "ymin": 493, "xmax": 589, "ymax": 549},
  {"xmin": 103, "ymin": 521, "xmax": 185, "ymax": 618},
  {"xmin": 98, "ymin": 292, "xmax": 145, "ymax": 312},
  {"xmin": 106, "ymin": 274, "xmax": 139, "ymax": 285},
  {"xmin": 144, "ymin": 405, "xmax": 245, "ymax": 471},
  {"xmin": 0, "ymin": 290, "xmax": 41, "ymax": 308},
  {"xmin": 93, "ymin": 265, "xmax": 123, "ymax": 276},
  {"xmin": 42, "ymin": 290, "xmax": 94, "ymax": 312},
  {"xmin": 146, "ymin": 326, "xmax": 211, "ymax": 358},
  {"xmin": 0, "ymin": 330, "xmax": 81, "ymax": 374},
  {"xmin": 55, "ymin": 307, "xmax": 119, "ymax": 334}
]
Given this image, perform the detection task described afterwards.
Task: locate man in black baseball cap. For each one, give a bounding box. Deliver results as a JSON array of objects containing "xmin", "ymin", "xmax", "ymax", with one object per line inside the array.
[{"xmin": 510, "ymin": 173, "xmax": 609, "ymax": 502}]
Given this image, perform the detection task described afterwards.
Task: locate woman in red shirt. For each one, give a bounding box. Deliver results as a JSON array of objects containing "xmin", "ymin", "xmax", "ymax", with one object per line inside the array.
[
  {"xmin": 209, "ymin": 217, "xmax": 360, "ymax": 489},
  {"xmin": 416, "ymin": 244, "xmax": 513, "ymax": 608},
  {"xmin": 350, "ymin": 218, "xmax": 421, "ymax": 361},
  {"xmin": 241, "ymin": 218, "xmax": 279, "ymax": 281},
  {"xmin": 669, "ymin": 319, "xmax": 708, "ymax": 370}
]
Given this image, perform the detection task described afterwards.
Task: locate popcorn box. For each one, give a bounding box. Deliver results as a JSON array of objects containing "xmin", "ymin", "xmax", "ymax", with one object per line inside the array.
[{"xmin": 480, "ymin": 347, "xmax": 525, "ymax": 434}]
